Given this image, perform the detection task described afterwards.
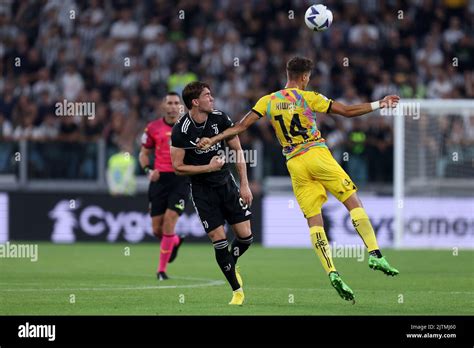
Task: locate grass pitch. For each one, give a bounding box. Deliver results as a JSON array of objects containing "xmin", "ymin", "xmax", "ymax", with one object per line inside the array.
[{"xmin": 1, "ymin": 243, "xmax": 472, "ymax": 315}]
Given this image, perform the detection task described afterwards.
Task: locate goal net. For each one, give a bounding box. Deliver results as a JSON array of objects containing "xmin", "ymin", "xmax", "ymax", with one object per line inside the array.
[{"xmin": 393, "ymin": 99, "xmax": 474, "ymax": 248}]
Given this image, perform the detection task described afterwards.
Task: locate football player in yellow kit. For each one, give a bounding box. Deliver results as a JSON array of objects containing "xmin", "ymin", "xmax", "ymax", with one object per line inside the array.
[{"xmin": 197, "ymin": 56, "xmax": 400, "ymax": 302}]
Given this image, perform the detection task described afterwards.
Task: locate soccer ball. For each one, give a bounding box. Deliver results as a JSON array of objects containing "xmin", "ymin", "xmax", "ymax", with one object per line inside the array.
[{"xmin": 304, "ymin": 4, "xmax": 333, "ymax": 32}]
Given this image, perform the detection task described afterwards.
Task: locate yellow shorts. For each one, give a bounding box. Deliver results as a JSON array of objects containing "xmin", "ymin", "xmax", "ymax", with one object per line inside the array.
[{"xmin": 286, "ymin": 147, "xmax": 357, "ymax": 218}]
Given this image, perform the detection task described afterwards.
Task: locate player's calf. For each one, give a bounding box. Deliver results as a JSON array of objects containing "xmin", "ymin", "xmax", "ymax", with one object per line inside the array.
[
  {"xmin": 212, "ymin": 238, "xmax": 244, "ymax": 305},
  {"xmin": 157, "ymin": 233, "xmax": 177, "ymax": 279},
  {"xmin": 348, "ymin": 205, "xmax": 400, "ymax": 276},
  {"xmin": 230, "ymin": 233, "xmax": 253, "ymax": 264},
  {"xmin": 213, "ymin": 239, "xmax": 241, "ymax": 290},
  {"xmin": 151, "ymin": 218, "xmax": 163, "ymax": 239}
]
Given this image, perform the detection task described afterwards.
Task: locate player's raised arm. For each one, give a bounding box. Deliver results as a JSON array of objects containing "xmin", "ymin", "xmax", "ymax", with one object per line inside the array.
[
  {"xmin": 197, "ymin": 110, "xmax": 261, "ymax": 150},
  {"xmin": 329, "ymin": 95, "xmax": 400, "ymax": 118},
  {"xmin": 170, "ymin": 146, "xmax": 224, "ymax": 175}
]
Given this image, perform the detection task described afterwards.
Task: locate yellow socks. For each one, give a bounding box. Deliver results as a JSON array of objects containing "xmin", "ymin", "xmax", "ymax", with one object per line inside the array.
[
  {"xmin": 309, "ymin": 226, "xmax": 336, "ymax": 274},
  {"xmin": 349, "ymin": 207, "xmax": 379, "ymax": 252},
  {"xmin": 309, "ymin": 207, "xmax": 380, "ymax": 276}
]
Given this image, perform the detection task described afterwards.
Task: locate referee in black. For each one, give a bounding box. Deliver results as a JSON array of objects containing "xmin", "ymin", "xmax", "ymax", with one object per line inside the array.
[{"xmin": 170, "ymin": 81, "xmax": 253, "ymax": 306}]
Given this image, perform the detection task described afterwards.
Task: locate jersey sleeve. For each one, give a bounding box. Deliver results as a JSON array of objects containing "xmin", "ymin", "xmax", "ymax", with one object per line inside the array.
[
  {"xmin": 210, "ymin": 109, "xmax": 234, "ymax": 131},
  {"xmin": 171, "ymin": 123, "xmax": 187, "ymax": 148},
  {"xmin": 251, "ymin": 94, "xmax": 271, "ymax": 118},
  {"xmin": 307, "ymin": 92, "xmax": 333, "ymax": 113},
  {"xmin": 141, "ymin": 125, "xmax": 155, "ymax": 149},
  {"xmin": 220, "ymin": 110, "xmax": 234, "ymax": 130}
]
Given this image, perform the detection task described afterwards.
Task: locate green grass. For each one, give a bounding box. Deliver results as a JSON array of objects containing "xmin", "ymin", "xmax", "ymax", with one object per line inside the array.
[{"xmin": 1, "ymin": 243, "xmax": 473, "ymax": 315}]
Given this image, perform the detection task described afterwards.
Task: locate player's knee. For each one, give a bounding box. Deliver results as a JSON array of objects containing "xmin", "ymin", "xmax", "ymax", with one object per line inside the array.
[
  {"xmin": 307, "ymin": 214, "xmax": 323, "ymax": 227},
  {"xmin": 209, "ymin": 228, "xmax": 226, "ymax": 241},
  {"xmin": 238, "ymin": 233, "xmax": 254, "ymax": 246},
  {"xmin": 343, "ymin": 192, "xmax": 362, "ymax": 210}
]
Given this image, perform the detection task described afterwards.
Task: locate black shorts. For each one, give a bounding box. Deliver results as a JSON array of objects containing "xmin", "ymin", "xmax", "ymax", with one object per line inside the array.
[
  {"xmin": 148, "ymin": 172, "xmax": 190, "ymax": 217},
  {"xmin": 190, "ymin": 177, "xmax": 252, "ymax": 233}
]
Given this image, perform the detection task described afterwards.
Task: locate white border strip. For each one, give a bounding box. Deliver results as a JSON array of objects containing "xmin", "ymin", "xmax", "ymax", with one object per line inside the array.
[{"xmin": 0, "ymin": 193, "xmax": 8, "ymax": 243}]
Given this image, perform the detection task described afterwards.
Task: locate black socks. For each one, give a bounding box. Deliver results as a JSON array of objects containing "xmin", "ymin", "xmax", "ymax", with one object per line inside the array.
[
  {"xmin": 230, "ymin": 234, "xmax": 253, "ymax": 264},
  {"xmin": 213, "ymin": 239, "xmax": 240, "ymax": 291},
  {"xmin": 369, "ymin": 249, "xmax": 383, "ymax": 258}
]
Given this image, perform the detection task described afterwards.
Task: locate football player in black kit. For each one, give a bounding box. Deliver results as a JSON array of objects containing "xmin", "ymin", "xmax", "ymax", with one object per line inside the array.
[{"xmin": 170, "ymin": 81, "xmax": 253, "ymax": 305}]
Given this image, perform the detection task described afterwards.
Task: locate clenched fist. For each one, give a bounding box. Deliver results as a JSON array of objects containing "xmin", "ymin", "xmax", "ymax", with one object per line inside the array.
[
  {"xmin": 197, "ymin": 137, "xmax": 214, "ymax": 150},
  {"xmin": 380, "ymin": 95, "xmax": 400, "ymax": 109},
  {"xmin": 208, "ymin": 155, "xmax": 225, "ymax": 172}
]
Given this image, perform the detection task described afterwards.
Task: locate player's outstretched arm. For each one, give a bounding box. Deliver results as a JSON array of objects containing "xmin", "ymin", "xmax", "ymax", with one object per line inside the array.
[
  {"xmin": 330, "ymin": 95, "xmax": 400, "ymax": 118},
  {"xmin": 170, "ymin": 146, "xmax": 224, "ymax": 175},
  {"xmin": 197, "ymin": 111, "xmax": 261, "ymax": 150}
]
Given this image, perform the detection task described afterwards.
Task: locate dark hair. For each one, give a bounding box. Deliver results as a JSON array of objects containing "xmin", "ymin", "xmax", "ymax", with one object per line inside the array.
[
  {"xmin": 286, "ymin": 57, "xmax": 314, "ymax": 80},
  {"xmin": 182, "ymin": 81, "xmax": 210, "ymax": 109},
  {"xmin": 166, "ymin": 91, "xmax": 180, "ymax": 98},
  {"xmin": 165, "ymin": 91, "xmax": 181, "ymax": 102}
]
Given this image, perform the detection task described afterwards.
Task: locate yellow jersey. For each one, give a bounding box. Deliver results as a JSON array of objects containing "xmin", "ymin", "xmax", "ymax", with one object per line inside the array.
[{"xmin": 252, "ymin": 88, "xmax": 333, "ymax": 160}]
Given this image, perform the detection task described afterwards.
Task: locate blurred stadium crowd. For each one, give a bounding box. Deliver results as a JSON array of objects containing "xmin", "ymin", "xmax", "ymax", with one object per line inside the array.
[{"xmin": 0, "ymin": 0, "xmax": 473, "ymax": 185}]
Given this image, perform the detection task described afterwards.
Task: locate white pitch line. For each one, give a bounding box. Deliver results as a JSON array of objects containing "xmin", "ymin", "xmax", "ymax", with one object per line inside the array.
[{"xmin": 0, "ymin": 276, "xmax": 225, "ymax": 292}]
